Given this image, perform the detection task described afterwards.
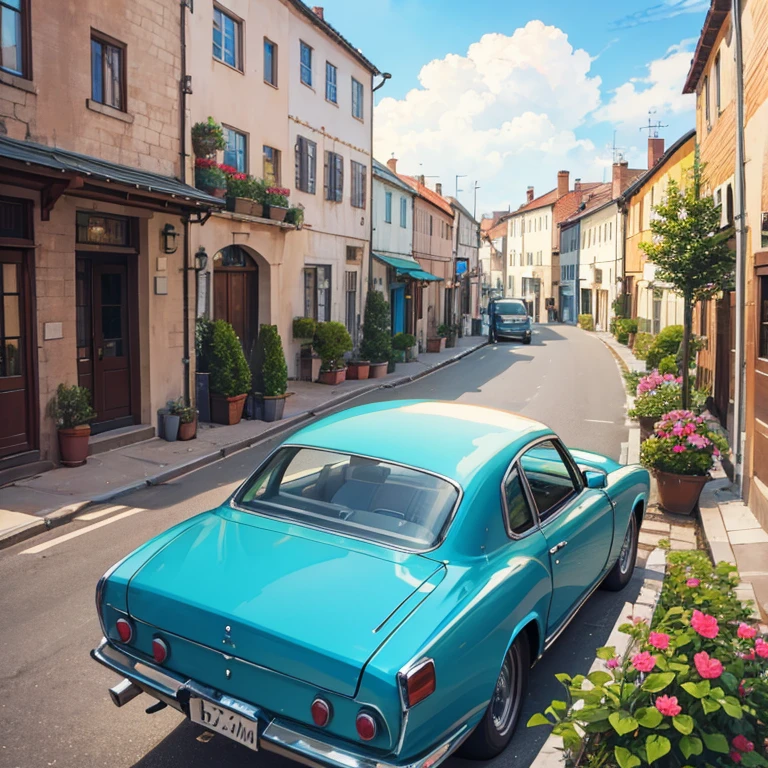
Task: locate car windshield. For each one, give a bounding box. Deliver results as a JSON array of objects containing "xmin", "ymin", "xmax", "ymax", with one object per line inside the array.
[
  {"xmin": 493, "ymin": 301, "xmax": 527, "ymax": 316},
  {"xmin": 235, "ymin": 448, "xmax": 460, "ymax": 551}
]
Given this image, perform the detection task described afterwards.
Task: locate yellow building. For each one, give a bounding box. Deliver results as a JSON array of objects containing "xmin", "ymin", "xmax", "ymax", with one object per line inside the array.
[{"xmin": 622, "ymin": 130, "xmax": 696, "ymax": 334}]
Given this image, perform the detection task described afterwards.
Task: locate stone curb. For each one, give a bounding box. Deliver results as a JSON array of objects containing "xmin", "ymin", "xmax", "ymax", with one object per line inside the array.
[
  {"xmin": 531, "ymin": 548, "xmax": 668, "ymax": 768},
  {"xmin": 0, "ymin": 341, "xmax": 487, "ymax": 551}
]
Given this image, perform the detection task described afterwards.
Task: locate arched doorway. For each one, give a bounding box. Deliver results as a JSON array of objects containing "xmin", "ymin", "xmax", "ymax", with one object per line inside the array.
[{"xmin": 213, "ymin": 245, "xmax": 259, "ymax": 355}]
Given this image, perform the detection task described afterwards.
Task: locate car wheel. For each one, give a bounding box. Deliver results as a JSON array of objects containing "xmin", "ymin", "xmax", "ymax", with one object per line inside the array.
[
  {"xmin": 489, "ymin": 332, "xmax": 496, "ymax": 343},
  {"xmin": 522, "ymin": 335, "xmax": 532, "ymax": 345},
  {"xmin": 460, "ymin": 633, "xmax": 529, "ymax": 760},
  {"xmin": 601, "ymin": 513, "xmax": 638, "ymax": 592}
]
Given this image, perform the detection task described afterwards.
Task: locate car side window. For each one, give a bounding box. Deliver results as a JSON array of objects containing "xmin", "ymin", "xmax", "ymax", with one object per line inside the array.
[
  {"xmin": 519, "ymin": 440, "xmax": 579, "ymax": 521},
  {"xmin": 503, "ymin": 465, "xmax": 536, "ymax": 536}
]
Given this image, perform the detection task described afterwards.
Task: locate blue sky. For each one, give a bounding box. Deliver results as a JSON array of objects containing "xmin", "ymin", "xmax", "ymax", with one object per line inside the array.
[{"xmin": 316, "ymin": 0, "xmax": 708, "ymax": 214}]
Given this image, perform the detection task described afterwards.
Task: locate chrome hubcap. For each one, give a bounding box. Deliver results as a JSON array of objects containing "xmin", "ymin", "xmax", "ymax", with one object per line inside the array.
[
  {"xmin": 491, "ymin": 649, "xmax": 521, "ymax": 737},
  {"xmin": 619, "ymin": 520, "xmax": 635, "ymax": 574}
]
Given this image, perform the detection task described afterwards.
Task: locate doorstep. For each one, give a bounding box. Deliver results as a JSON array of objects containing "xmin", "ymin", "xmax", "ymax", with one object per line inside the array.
[{"xmin": 89, "ymin": 424, "xmax": 155, "ymax": 456}]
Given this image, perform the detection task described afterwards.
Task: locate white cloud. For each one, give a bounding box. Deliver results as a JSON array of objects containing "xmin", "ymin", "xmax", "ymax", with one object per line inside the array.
[
  {"xmin": 593, "ymin": 41, "xmax": 695, "ymax": 129},
  {"xmin": 374, "ymin": 21, "xmax": 602, "ymax": 213}
]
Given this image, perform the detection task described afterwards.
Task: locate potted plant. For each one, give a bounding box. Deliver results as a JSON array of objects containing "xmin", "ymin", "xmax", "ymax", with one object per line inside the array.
[
  {"xmin": 164, "ymin": 397, "xmax": 183, "ymax": 442},
  {"xmin": 194, "ymin": 158, "xmax": 227, "ymax": 198},
  {"xmin": 293, "ymin": 317, "xmax": 320, "ymax": 382},
  {"xmin": 360, "ymin": 290, "xmax": 392, "ymax": 378},
  {"xmin": 225, "ymin": 172, "xmax": 256, "ymax": 215},
  {"xmin": 49, "ymin": 383, "xmax": 96, "ymax": 467},
  {"xmin": 392, "ymin": 332, "xmax": 416, "ymax": 362},
  {"xmin": 191, "ymin": 117, "xmax": 226, "ymax": 158},
  {"xmin": 445, "ymin": 323, "xmax": 460, "ymax": 348},
  {"xmin": 314, "ymin": 321, "xmax": 353, "ymax": 385},
  {"xmin": 208, "ymin": 319, "xmax": 252, "ymax": 425},
  {"xmin": 264, "ymin": 186, "xmax": 290, "ymax": 222},
  {"xmin": 178, "ymin": 406, "xmax": 198, "ymax": 440},
  {"xmin": 427, "ymin": 325, "xmax": 449, "ymax": 353},
  {"xmin": 253, "ymin": 324, "xmax": 289, "ymax": 422},
  {"xmin": 285, "ymin": 204, "xmax": 305, "ymax": 228},
  {"xmin": 640, "ymin": 409, "xmax": 729, "ymax": 514},
  {"xmin": 346, "ymin": 353, "xmax": 370, "ymax": 380},
  {"xmin": 629, "ymin": 371, "xmax": 684, "ymax": 441}
]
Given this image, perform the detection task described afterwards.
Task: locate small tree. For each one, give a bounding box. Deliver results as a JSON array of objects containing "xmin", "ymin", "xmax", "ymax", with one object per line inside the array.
[
  {"xmin": 313, "ymin": 321, "xmax": 353, "ymax": 371},
  {"xmin": 208, "ymin": 320, "xmax": 252, "ymax": 397},
  {"xmin": 360, "ymin": 290, "xmax": 392, "ymax": 363},
  {"xmin": 253, "ymin": 324, "xmax": 288, "ymax": 397},
  {"xmin": 639, "ymin": 159, "xmax": 734, "ymax": 408}
]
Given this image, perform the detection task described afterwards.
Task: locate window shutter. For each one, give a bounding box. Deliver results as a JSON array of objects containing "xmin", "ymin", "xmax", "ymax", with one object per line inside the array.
[
  {"xmin": 335, "ymin": 154, "xmax": 343, "ymax": 202},
  {"xmin": 324, "ymin": 151, "xmax": 330, "ymax": 200},
  {"xmin": 308, "ymin": 140, "xmax": 316, "ymax": 194},
  {"xmin": 295, "ymin": 137, "xmax": 304, "ymax": 191},
  {"xmin": 361, "ymin": 166, "xmax": 366, "ymax": 208}
]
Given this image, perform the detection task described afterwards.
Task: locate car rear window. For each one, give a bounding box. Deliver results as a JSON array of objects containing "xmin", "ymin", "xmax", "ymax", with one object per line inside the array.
[
  {"xmin": 493, "ymin": 301, "xmax": 527, "ymax": 316},
  {"xmin": 235, "ymin": 448, "xmax": 460, "ymax": 551}
]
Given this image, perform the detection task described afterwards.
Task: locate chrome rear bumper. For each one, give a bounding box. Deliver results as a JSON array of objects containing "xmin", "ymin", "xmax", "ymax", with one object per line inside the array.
[{"xmin": 91, "ymin": 638, "xmax": 469, "ymax": 768}]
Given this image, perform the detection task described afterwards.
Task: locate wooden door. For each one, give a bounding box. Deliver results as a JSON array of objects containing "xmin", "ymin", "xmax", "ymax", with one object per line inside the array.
[
  {"xmin": 92, "ymin": 262, "xmax": 132, "ymax": 427},
  {"xmin": 0, "ymin": 252, "xmax": 33, "ymax": 457},
  {"xmin": 214, "ymin": 269, "xmax": 258, "ymax": 354}
]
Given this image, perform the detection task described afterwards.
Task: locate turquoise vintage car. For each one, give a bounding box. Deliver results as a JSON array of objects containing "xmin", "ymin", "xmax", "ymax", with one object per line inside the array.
[{"xmin": 92, "ymin": 401, "xmax": 649, "ymax": 767}]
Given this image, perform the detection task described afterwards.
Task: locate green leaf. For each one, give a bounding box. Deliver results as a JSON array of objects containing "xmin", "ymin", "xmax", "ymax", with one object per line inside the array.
[
  {"xmin": 668, "ymin": 662, "xmax": 690, "ymax": 673},
  {"xmin": 555, "ymin": 673, "xmax": 572, "ymax": 685},
  {"xmin": 578, "ymin": 707, "xmax": 611, "ymax": 724},
  {"xmin": 741, "ymin": 752, "xmax": 768, "ymax": 768},
  {"xmin": 646, "ymin": 735, "xmax": 671, "ymax": 764},
  {"xmin": 615, "ymin": 747, "xmax": 642, "ymax": 768},
  {"xmin": 641, "ymin": 672, "xmax": 676, "ymax": 692},
  {"xmin": 679, "ymin": 735, "xmax": 703, "ymax": 759},
  {"xmin": 681, "ymin": 680, "xmax": 710, "ymax": 698},
  {"xmin": 721, "ymin": 696, "xmax": 743, "ymax": 719},
  {"xmin": 719, "ymin": 672, "xmax": 739, "ymax": 693},
  {"xmin": 571, "ymin": 674, "xmax": 586, "ymax": 687},
  {"xmin": 609, "ymin": 712, "xmax": 639, "ymax": 736},
  {"xmin": 674, "ymin": 633, "xmax": 693, "ymax": 648},
  {"xmin": 527, "ymin": 713, "xmax": 552, "ymax": 728},
  {"xmin": 701, "ymin": 732, "xmax": 729, "ymax": 754},
  {"xmin": 636, "ymin": 707, "xmax": 664, "ymax": 728},
  {"xmin": 672, "ymin": 715, "xmax": 694, "ymax": 735},
  {"xmin": 588, "ymin": 671, "xmax": 613, "ymax": 687},
  {"xmin": 701, "ymin": 697, "xmax": 721, "ymax": 714},
  {"xmin": 596, "ymin": 646, "xmax": 617, "ymax": 660},
  {"xmin": 561, "ymin": 728, "xmax": 582, "ymax": 752}
]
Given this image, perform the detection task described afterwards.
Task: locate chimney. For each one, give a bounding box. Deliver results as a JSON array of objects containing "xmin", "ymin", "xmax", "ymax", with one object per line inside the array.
[
  {"xmin": 312, "ymin": 6, "xmax": 324, "ymax": 20},
  {"xmin": 612, "ymin": 160, "xmax": 629, "ymax": 199},
  {"xmin": 557, "ymin": 170, "xmax": 569, "ymax": 198},
  {"xmin": 648, "ymin": 137, "xmax": 665, "ymax": 169},
  {"xmin": 574, "ymin": 178, "xmax": 582, "ymax": 192},
  {"xmin": 526, "ymin": 186, "xmax": 535, "ymax": 203},
  {"xmin": 418, "ymin": 174, "xmax": 425, "ymax": 186},
  {"xmin": 435, "ymin": 182, "xmax": 442, "ymax": 196},
  {"xmin": 386, "ymin": 157, "xmax": 398, "ymax": 174}
]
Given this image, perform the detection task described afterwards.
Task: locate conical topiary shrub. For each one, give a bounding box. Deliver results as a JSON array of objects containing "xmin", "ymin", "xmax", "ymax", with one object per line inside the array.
[
  {"xmin": 360, "ymin": 290, "xmax": 392, "ymax": 378},
  {"xmin": 252, "ymin": 324, "xmax": 288, "ymax": 421},
  {"xmin": 208, "ymin": 319, "xmax": 252, "ymax": 425}
]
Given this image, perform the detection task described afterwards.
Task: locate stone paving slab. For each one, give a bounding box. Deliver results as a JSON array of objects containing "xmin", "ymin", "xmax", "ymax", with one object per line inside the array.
[
  {"xmin": 639, "ymin": 531, "xmax": 668, "ymax": 548},
  {"xmin": 719, "ymin": 500, "xmax": 763, "ymax": 531},
  {"xmin": 642, "ymin": 520, "xmax": 671, "ymax": 534},
  {"xmin": 729, "ymin": 528, "xmax": 768, "ymax": 545},
  {"xmin": 670, "ymin": 525, "xmax": 697, "ymax": 543}
]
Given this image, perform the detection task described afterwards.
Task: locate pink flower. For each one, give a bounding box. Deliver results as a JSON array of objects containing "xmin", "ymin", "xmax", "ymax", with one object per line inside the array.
[
  {"xmin": 731, "ymin": 751, "xmax": 743, "ymax": 763},
  {"xmin": 691, "ymin": 609, "xmax": 719, "ymax": 638},
  {"xmin": 655, "ymin": 695, "xmax": 682, "ymax": 716},
  {"xmin": 632, "ymin": 651, "xmax": 657, "ymax": 673},
  {"xmin": 694, "ymin": 651, "xmax": 723, "ymax": 679},
  {"xmin": 686, "ymin": 578, "xmax": 700, "ymax": 587},
  {"xmin": 733, "ymin": 736, "xmax": 755, "ymax": 753},
  {"xmin": 673, "ymin": 444, "xmax": 686, "ymax": 453},
  {"xmin": 606, "ymin": 657, "xmax": 621, "ymax": 669},
  {"xmin": 738, "ymin": 623, "xmax": 757, "ymax": 640},
  {"xmin": 756, "ymin": 639, "xmax": 768, "ymax": 659},
  {"xmin": 649, "ymin": 632, "xmax": 671, "ymax": 650},
  {"xmin": 742, "ymin": 649, "xmax": 756, "ymax": 661},
  {"xmin": 673, "ymin": 423, "xmax": 685, "ymax": 436},
  {"xmin": 687, "ymin": 433, "xmax": 711, "ymax": 449}
]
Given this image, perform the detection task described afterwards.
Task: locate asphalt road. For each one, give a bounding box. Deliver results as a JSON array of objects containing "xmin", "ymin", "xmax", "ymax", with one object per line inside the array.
[{"xmin": 0, "ymin": 324, "xmax": 643, "ymax": 768}]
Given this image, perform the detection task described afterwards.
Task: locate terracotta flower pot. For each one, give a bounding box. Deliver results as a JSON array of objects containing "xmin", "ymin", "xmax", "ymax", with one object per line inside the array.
[
  {"xmin": 210, "ymin": 393, "xmax": 247, "ymax": 425},
  {"xmin": 368, "ymin": 362, "xmax": 388, "ymax": 379},
  {"xmin": 58, "ymin": 425, "xmax": 91, "ymax": 467},
  {"xmin": 261, "ymin": 395, "xmax": 287, "ymax": 422},
  {"xmin": 638, "ymin": 416, "xmax": 658, "ymax": 442},
  {"xmin": 226, "ymin": 197, "xmax": 252, "ymax": 215},
  {"xmin": 654, "ymin": 470, "xmax": 709, "ymax": 516},
  {"xmin": 318, "ymin": 368, "xmax": 347, "ymax": 385},
  {"xmin": 178, "ymin": 417, "xmax": 197, "ymax": 441},
  {"xmin": 427, "ymin": 337, "xmax": 447, "ymax": 353},
  {"xmin": 346, "ymin": 361, "xmax": 370, "ymax": 380},
  {"xmin": 266, "ymin": 205, "xmax": 288, "ymax": 222},
  {"xmin": 250, "ymin": 201, "xmax": 264, "ymax": 218}
]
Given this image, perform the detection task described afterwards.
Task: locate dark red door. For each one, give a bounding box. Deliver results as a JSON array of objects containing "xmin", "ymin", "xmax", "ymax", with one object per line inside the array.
[{"xmin": 0, "ymin": 252, "xmax": 33, "ymax": 457}]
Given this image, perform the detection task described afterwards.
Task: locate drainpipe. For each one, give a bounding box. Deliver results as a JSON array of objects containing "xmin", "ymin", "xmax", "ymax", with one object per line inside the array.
[
  {"xmin": 732, "ymin": 0, "xmax": 747, "ymax": 495},
  {"xmin": 369, "ymin": 73, "xmax": 391, "ymax": 293},
  {"xmin": 180, "ymin": 0, "xmax": 191, "ymax": 405}
]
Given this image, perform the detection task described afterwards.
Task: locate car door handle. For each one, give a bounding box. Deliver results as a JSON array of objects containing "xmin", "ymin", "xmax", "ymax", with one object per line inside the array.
[{"xmin": 549, "ymin": 540, "xmax": 568, "ymax": 554}]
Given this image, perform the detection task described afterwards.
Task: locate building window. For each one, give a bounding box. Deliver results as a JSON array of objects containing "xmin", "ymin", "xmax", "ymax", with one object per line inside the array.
[
  {"xmin": 384, "ymin": 191, "xmax": 392, "ymax": 223},
  {"xmin": 304, "ymin": 266, "xmax": 331, "ymax": 322},
  {"xmin": 760, "ymin": 276, "xmax": 768, "ymax": 360},
  {"xmin": 351, "ymin": 78, "xmax": 364, "ymax": 120},
  {"xmin": 300, "ymin": 41, "xmax": 312, "ymax": 86},
  {"xmin": 295, "ymin": 136, "xmax": 317, "ymax": 194},
  {"xmin": 535, "ymin": 251, "xmax": 542, "ymax": 266},
  {"xmin": 263, "ymin": 146, "xmax": 280, "ymax": 185},
  {"xmin": 346, "ymin": 246, "xmax": 361, "ymax": 263},
  {"xmin": 325, "ymin": 61, "xmax": 337, "ymax": 103},
  {"xmin": 324, "ymin": 151, "xmax": 343, "ymax": 202},
  {"xmin": 704, "ymin": 75, "xmax": 710, "ymax": 126},
  {"xmin": 91, "ymin": 33, "xmax": 125, "ymax": 110},
  {"xmin": 351, "ymin": 161, "xmax": 366, "ymax": 208},
  {"xmin": 714, "ymin": 54, "xmax": 721, "ymax": 115},
  {"xmin": 1, "ymin": 0, "xmax": 29, "ymax": 78},
  {"xmin": 400, "ymin": 196, "xmax": 407, "ymax": 228},
  {"xmin": 213, "ymin": 7, "xmax": 241, "ymax": 70},
  {"xmin": 223, "ymin": 127, "xmax": 247, "ymax": 173},
  {"xmin": 76, "ymin": 212, "xmax": 132, "ymax": 246},
  {"xmin": 345, "ymin": 270, "xmax": 358, "ymax": 343},
  {"xmin": 0, "ymin": 259, "xmax": 22, "ymax": 377},
  {"xmin": 264, "ymin": 38, "xmax": 277, "ymax": 86}
]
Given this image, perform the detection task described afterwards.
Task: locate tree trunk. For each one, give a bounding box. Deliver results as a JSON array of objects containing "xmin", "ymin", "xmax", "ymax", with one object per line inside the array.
[{"xmin": 681, "ymin": 296, "xmax": 693, "ymax": 410}]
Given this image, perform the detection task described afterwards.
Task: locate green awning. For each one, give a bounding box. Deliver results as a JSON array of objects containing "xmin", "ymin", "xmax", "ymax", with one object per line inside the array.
[{"xmin": 372, "ymin": 253, "xmax": 443, "ymax": 282}]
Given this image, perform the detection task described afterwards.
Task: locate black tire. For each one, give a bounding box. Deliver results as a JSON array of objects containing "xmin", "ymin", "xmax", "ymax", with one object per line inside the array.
[
  {"xmin": 460, "ymin": 633, "xmax": 529, "ymax": 760},
  {"xmin": 489, "ymin": 332, "xmax": 496, "ymax": 343},
  {"xmin": 522, "ymin": 335, "xmax": 532, "ymax": 345},
  {"xmin": 601, "ymin": 513, "xmax": 638, "ymax": 592}
]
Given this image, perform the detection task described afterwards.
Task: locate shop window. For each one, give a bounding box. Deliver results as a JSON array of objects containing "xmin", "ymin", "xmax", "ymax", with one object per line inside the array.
[{"xmin": 76, "ymin": 212, "xmax": 132, "ymax": 246}]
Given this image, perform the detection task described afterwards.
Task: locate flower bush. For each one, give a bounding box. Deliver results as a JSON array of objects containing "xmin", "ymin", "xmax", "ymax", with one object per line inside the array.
[
  {"xmin": 629, "ymin": 378, "xmax": 683, "ymax": 420},
  {"xmin": 194, "ymin": 158, "xmax": 227, "ymax": 191},
  {"xmin": 640, "ymin": 410, "xmax": 730, "ymax": 476},
  {"xmin": 634, "ymin": 332, "xmax": 655, "ymax": 361},
  {"xmin": 191, "ymin": 117, "xmax": 226, "ymax": 157},
  {"xmin": 579, "ymin": 314, "xmax": 595, "ymax": 331},
  {"xmin": 265, "ymin": 186, "xmax": 290, "ymax": 207},
  {"xmin": 636, "ymin": 370, "xmax": 683, "ymax": 396},
  {"xmin": 529, "ymin": 551, "xmax": 768, "ymax": 768}
]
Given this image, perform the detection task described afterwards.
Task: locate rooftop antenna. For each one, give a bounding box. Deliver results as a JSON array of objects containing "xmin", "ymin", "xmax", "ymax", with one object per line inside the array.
[
  {"xmin": 455, "ymin": 174, "xmax": 467, "ymax": 197},
  {"xmin": 472, "ymin": 181, "xmax": 481, "ymax": 219},
  {"xmin": 640, "ymin": 109, "xmax": 667, "ymax": 138},
  {"xmin": 611, "ymin": 130, "xmax": 626, "ymax": 163}
]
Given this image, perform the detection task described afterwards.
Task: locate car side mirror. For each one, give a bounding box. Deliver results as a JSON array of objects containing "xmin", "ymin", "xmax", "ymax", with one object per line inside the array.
[{"xmin": 583, "ymin": 470, "xmax": 607, "ymax": 490}]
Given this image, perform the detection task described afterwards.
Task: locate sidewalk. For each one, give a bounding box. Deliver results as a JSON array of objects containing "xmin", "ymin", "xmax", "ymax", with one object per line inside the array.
[{"xmin": 0, "ymin": 336, "xmax": 486, "ymax": 548}]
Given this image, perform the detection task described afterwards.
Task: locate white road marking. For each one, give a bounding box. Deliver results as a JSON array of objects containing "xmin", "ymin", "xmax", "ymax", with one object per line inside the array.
[
  {"xmin": 21, "ymin": 507, "xmax": 145, "ymax": 554},
  {"xmin": 77, "ymin": 504, "xmax": 126, "ymax": 521},
  {"xmin": 584, "ymin": 419, "xmax": 615, "ymax": 424}
]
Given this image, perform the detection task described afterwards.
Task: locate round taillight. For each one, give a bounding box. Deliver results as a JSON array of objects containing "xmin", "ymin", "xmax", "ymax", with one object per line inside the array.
[
  {"xmin": 116, "ymin": 618, "xmax": 133, "ymax": 643},
  {"xmin": 152, "ymin": 637, "xmax": 169, "ymax": 664},
  {"xmin": 311, "ymin": 698, "xmax": 331, "ymax": 727},
  {"xmin": 356, "ymin": 712, "xmax": 377, "ymax": 741}
]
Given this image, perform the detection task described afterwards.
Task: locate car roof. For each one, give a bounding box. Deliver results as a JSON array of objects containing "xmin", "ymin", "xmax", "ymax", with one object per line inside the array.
[{"xmin": 284, "ymin": 400, "xmax": 550, "ymax": 488}]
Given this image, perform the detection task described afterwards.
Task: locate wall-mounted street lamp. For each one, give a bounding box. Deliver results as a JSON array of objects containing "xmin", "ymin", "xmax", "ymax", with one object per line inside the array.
[
  {"xmin": 162, "ymin": 223, "xmax": 179, "ymax": 254},
  {"xmin": 195, "ymin": 246, "xmax": 208, "ymax": 272}
]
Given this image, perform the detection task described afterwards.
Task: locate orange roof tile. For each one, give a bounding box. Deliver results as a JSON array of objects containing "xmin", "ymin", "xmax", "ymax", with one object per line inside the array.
[{"xmin": 398, "ymin": 174, "xmax": 454, "ymax": 216}]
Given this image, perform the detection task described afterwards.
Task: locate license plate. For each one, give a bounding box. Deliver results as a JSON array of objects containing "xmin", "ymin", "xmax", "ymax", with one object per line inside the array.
[
  {"xmin": 189, "ymin": 697, "xmax": 259, "ymax": 751},
  {"xmin": 501, "ymin": 315, "xmax": 521, "ymax": 323}
]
